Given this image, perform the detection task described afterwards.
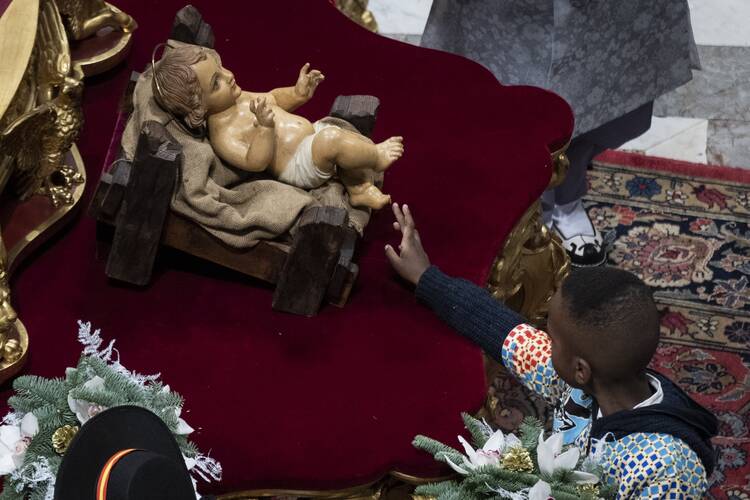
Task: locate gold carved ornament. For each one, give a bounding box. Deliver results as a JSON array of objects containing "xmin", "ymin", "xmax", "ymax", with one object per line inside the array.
[
  {"xmin": 54, "ymin": 0, "xmax": 136, "ymax": 41},
  {"xmin": 0, "ymin": 0, "xmax": 85, "ymax": 207},
  {"xmin": 0, "ymin": 0, "xmax": 90, "ymax": 383},
  {"xmin": 335, "ymin": 0, "xmax": 378, "ymax": 32}
]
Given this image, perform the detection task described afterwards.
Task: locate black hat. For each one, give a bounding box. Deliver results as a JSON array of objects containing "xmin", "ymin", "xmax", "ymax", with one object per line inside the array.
[{"xmin": 54, "ymin": 406, "xmax": 197, "ymax": 500}]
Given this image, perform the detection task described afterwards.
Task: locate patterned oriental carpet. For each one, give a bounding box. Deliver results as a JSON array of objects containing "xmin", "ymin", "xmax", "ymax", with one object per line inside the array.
[{"xmin": 489, "ymin": 150, "xmax": 750, "ymax": 499}]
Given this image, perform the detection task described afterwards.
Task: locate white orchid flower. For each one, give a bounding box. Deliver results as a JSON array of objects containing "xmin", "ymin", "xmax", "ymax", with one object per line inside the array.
[
  {"xmin": 68, "ymin": 376, "xmax": 108, "ymax": 424},
  {"xmin": 174, "ymin": 407, "xmax": 194, "ymax": 435},
  {"xmin": 528, "ymin": 479, "xmax": 552, "ymax": 500},
  {"xmin": 537, "ymin": 432, "xmax": 599, "ymax": 484},
  {"xmin": 444, "ymin": 429, "xmax": 522, "ymax": 475},
  {"xmin": 0, "ymin": 413, "xmax": 39, "ymax": 475}
]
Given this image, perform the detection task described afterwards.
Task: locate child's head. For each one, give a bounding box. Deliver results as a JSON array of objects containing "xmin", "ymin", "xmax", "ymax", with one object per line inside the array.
[
  {"xmin": 547, "ymin": 267, "xmax": 660, "ymax": 390},
  {"xmin": 152, "ymin": 45, "xmax": 240, "ymax": 128}
]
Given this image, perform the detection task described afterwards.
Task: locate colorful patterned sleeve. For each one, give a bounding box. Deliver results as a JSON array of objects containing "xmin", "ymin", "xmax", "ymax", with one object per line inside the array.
[
  {"xmin": 500, "ymin": 324, "xmax": 568, "ymax": 406},
  {"xmin": 600, "ymin": 432, "xmax": 708, "ymax": 498}
]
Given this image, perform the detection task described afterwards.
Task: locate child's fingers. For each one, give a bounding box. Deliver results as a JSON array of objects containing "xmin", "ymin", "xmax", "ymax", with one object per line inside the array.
[
  {"xmin": 384, "ymin": 244, "xmax": 401, "ymax": 265},
  {"xmin": 393, "ymin": 221, "xmax": 401, "ymax": 231},
  {"xmin": 392, "ymin": 203, "xmax": 406, "ymax": 228},
  {"xmin": 403, "ymin": 204, "xmax": 416, "ymax": 230}
]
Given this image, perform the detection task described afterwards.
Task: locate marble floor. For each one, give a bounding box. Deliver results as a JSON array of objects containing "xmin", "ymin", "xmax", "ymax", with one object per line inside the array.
[{"xmin": 369, "ymin": 0, "xmax": 750, "ymax": 169}]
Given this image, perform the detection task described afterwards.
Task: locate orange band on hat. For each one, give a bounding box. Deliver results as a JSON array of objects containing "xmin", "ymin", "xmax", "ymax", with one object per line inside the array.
[{"xmin": 96, "ymin": 448, "xmax": 138, "ymax": 500}]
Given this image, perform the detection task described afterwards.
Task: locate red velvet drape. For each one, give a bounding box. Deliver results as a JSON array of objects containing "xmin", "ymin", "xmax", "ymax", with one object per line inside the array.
[{"xmin": 3, "ymin": 0, "xmax": 572, "ymax": 493}]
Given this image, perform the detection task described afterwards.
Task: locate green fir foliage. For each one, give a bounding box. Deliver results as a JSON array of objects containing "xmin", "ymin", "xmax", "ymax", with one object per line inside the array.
[
  {"xmin": 0, "ymin": 327, "xmax": 209, "ymax": 500},
  {"xmin": 413, "ymin": 414, "xmax": 617, "ymax": 500},
  {"xmin": 461, "ymin": 412, "xmax": 491, "ymax": 448},
  {"xmin": 412, "ymin": 435, "xmax": 464, "ymax": 466},
  {"xmin": 518, "ymin": 416, "xmax": 543, "ymax": 449}
]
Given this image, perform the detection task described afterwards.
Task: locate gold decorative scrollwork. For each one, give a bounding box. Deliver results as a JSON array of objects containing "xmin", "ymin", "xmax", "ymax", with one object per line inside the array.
[
  {"xmin": 0, "ymin": 0, "xmax": 85, "ymax": 207},
  {"xmin": 0, "ymin": 232, "xmax": 28, "ymax": 379},
  {"xmin": 54, "ymin": 0, "xmax": 136, "ymax": 41},
  {"xmin": 335, "ymin": 0, "xmax": 378, "ymax": 32},
  {"xmin": 486, "ymin": 199, "xmax": 570, "ymax": 325},
  {"xmin": 549, "ymin": 149, "xmax": 571, "ymax": 190}
]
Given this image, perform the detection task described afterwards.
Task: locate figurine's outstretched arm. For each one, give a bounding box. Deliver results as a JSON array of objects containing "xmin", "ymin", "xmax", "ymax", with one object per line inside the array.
[{"xmin": 270, "ymin": 63, "xmax": 325, "ymax": 112}]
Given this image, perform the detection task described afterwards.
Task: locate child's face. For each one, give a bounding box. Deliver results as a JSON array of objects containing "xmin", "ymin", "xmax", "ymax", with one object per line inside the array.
[
  {"xmin": 191, "ymin": 55, "xmax": 242, "ymax": 115},
  {"xmin": 547, "ymin": 290, "xmax": 586, "ymax": 389}
]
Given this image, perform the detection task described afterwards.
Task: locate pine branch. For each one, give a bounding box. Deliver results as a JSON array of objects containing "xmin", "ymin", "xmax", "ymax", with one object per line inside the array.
[
  {"xmin": 413, "ymin": 435, "xmax": 462, "ymax": 457},
  {"xmin": 518, "ymin": 416, "xmax": 542, "ymax": 449},
  {"xmin": 9, "ymin": 376, "xmax": 67, "ymax": 413},
  {"xmin": 68, "ymin": 386, "xmax": 126, "ymax": 408},
  {"xmin": 80, "ymin": 357, "xmax": 148, "ymax": 401},
  {"xmin": 546, "ymin": 488, "xmax": 582, "ymax": 500},
  {"xmin": 0, "ymin": 482, "xmax": 22, "ymax": 500},
  {"xmin": 28, "ymin": 488, "xmax": 45, "ymax": 500},
  {"xmin": 461, "ymin": 413, "xmax": 492, "ymax": 448},
  {"xmin": 6, "ymin": 396, "xmax": 51, "ymax": 415},
  {"xmin": 463, "ymin": 471, "xmax": 527, "ymax": 494},
  {"xmin": 414, "ymin": 481, "xmax": 461, "ymax": 498},
  {"xmin": 413, "ymin": 435, "xmax": 465, "ymax": 467},
  {"xmin": 439, "ymin": 487, "xmax": 469, "ymax": 500},
  {"xmin": 474, "ymin": 465, "xmax": 539, "ymax": 488},
  {"xmin": 12, "ymin": 376, "xmax": 67, "ymax": 403}
]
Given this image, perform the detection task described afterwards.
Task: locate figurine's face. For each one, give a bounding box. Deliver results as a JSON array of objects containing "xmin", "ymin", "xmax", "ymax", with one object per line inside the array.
[{"xmin": 191, "ymin": 55, "xmax": 242, "ymax": 114}]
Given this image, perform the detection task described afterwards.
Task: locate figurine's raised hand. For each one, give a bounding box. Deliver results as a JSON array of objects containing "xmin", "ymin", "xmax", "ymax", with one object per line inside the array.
[
  {"xmin": 385, "ymin": 203, "xmax": 431, "ymax": 286},
  {"xmin": 294, "ymin": 63, "xmax": 325, "ymax": 99},
  {"xmin": 249, "ymin": 97, "xmax": 275, "ymax": 128}
]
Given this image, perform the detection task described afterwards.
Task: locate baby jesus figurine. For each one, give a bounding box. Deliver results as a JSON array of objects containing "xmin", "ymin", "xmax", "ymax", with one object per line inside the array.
[{"xmin": 152, "ymin": 44, "xmax": 403, "ymax": 209}]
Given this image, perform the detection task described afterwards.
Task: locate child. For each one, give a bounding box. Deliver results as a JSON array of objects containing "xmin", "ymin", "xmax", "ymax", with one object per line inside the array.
[
  {"xmin": 153, "ymin": 44, "xmax": 403, "ymax": 209},
  {"xmin": 385, "ymin": 204, "xmax": 717, "ymax": 498}
]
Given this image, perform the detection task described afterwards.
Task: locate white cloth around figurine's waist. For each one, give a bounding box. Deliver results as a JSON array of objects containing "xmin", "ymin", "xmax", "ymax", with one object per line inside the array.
[{"xmin": 277, "ymin": 121, "xmax": 337, "ymax": 189}]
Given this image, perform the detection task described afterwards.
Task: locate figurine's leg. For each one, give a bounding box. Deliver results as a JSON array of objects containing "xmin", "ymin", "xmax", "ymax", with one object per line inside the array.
[
  {"xmin": 311, "ymin": 127, "xmax": 403, "ymax": 173},
  {"xmin": 339, "ymin": 169, "xmax": 391, "ymax": 210}
]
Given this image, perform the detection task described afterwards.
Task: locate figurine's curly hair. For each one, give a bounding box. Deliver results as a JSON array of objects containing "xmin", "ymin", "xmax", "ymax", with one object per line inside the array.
[{"xmin": 152, "ymin": 45, "xmax": 208, "ymax": 129}]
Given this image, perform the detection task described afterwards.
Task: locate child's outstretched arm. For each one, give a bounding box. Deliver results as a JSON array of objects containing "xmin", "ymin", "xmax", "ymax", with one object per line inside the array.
[
  {"xmin": 386, "ymin": 203, "xmax": 568, "ymax": 406},
  {"xmin": 384, "ymin": 203, "xmax": 525, "ymax": 360}
]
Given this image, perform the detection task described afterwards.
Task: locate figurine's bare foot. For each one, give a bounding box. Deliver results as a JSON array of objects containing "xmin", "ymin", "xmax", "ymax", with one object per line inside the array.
[
  {"xmin": 349, "ymin": 185, "xmax": 391, "ymax": 210},
  {"xmin": 375, "ymin": 137, "xmax": 404, "ymax": 172}
]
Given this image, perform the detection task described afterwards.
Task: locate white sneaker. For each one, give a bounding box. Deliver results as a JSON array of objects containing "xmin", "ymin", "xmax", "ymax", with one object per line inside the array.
[{"xmin": 551, "ymin": 199, "xmax": 606, "ymax": 267}]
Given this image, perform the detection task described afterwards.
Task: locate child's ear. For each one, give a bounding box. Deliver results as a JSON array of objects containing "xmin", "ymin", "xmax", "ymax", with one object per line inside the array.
[{"xmin": 573, "ymin": 357, "xmax": 592, "ymax": 386}]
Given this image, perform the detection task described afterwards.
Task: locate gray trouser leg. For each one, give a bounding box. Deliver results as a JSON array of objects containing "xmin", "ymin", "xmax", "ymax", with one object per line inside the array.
[{"xmin": 545, "ymin": 101, "xmax": 655, "ymax": 206}]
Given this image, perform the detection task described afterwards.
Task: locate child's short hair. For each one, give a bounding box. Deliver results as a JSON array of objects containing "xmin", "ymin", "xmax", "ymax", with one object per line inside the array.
[
  {"xmin": 152, "ymin": 45, "xmax": 208, "ymax": 129},
  {"xmin": 561, "ymin": 267, "xmax": 660, "ymax": 379}
]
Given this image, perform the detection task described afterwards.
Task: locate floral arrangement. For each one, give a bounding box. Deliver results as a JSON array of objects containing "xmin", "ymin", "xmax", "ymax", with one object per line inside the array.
[
  {"xmin": 0, "ymin": 321, "xmax": 222, "ymax": 500},
  {"xmin": 412, "ymin": 414, "xmax": 617, "ymax": 500}
]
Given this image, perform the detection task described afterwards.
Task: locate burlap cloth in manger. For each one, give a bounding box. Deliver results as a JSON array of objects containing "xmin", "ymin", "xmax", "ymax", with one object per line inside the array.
[{"xmin": 120, "ymin": 46, "xmax": 370, "ymax": 249}]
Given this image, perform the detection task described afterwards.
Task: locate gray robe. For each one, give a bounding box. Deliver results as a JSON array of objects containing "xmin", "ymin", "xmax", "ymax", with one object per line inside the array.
[{"xmin": 421, "ymin": 0, "xmax": 700, "ymax": 136}]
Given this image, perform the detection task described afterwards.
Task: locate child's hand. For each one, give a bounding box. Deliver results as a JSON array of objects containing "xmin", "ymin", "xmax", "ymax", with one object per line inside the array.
[{"xmin": 385, "ymin": 203, "xmax": 431, "ymax": 286}]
